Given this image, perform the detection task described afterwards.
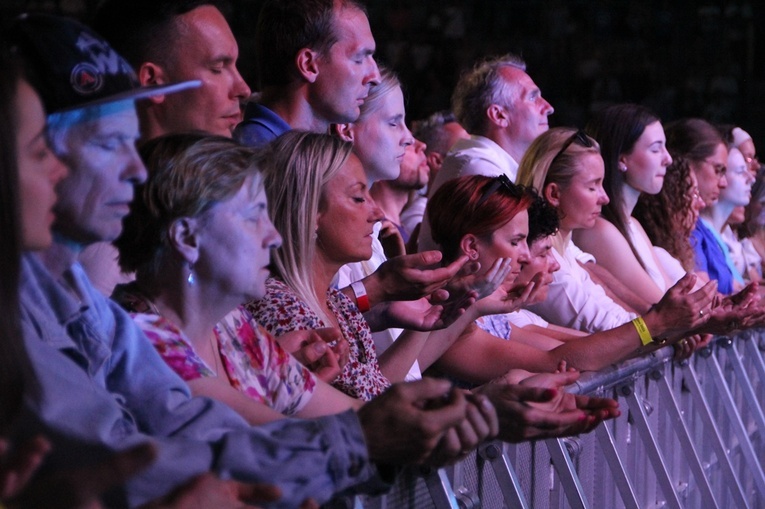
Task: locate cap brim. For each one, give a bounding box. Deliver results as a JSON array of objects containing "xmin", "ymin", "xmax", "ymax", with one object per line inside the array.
[{"xmin": 54, "ymin": 80, "xmax": 202, "ymax": 114}]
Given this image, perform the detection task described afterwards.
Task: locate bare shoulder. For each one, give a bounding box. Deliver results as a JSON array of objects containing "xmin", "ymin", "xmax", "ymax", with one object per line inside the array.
[{"xmin": 574, "ymin": 218, "xmax": 626, "ymax": 251}]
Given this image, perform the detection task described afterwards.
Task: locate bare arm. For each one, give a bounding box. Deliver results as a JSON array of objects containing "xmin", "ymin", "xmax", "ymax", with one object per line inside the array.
[
  {"xmin": 528, "ymin": 323, "xmax": 587, "ymax": 341},
  {"xmin": 575, "ymin": 218, "xmax": 665, "ymax": 307},
  {"xmin": 434, "ymin": 274, "xmax": 716, "ymax": 383},
  {"xmin": 187, "ymin": 376, "xmax": 361, "ymax": 425},
  {"xmin": 581, "ymin": 260, "xmax": 651, "ymax": 314}
]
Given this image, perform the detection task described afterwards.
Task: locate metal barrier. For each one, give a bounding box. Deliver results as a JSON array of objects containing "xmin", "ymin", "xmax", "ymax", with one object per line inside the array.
[{"xmin": 354, "ymin": 330, "xmax": 765, "ymax": 508}]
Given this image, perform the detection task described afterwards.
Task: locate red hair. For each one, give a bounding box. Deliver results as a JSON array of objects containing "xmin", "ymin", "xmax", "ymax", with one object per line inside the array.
[{"xmin": 428, "ymin": 175, "xmax": 535, "ymax": 261}]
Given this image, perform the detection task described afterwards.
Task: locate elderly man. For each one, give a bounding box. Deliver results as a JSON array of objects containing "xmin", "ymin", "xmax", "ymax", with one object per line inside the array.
[
  {"xmin": 8, "ymin": 14, "xmax": 500, "ymax": 508},
  {"xmin": 234, "ymin": 0, "xmax": 381, "ymax": 147},
  {"xmin": 418, "ymin": 54, "xmax": 553, "ymax": 252}
]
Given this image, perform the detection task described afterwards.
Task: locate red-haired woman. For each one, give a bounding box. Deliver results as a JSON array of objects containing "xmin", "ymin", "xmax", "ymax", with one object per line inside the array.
[{"xmin": 426, "ymin": 174, "xmax": 715, "ymax": 384}]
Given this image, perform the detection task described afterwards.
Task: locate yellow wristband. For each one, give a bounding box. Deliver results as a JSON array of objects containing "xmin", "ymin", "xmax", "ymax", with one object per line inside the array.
[{"xmin": 632, "ymin": 317, "xmax": 653, "ymax": 346}]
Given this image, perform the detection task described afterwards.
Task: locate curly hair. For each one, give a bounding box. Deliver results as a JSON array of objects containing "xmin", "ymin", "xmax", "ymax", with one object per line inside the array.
[
  {"xmin": 633, "ymin": 158, "xmax": 697, "ymax": 271},
  {"xmin": 527, "ymin": 193, "xmax": 559, "ymax": 245},
  {"xmin": 638, "ymin": 118, "xmax": 726, "ymax": 272}
]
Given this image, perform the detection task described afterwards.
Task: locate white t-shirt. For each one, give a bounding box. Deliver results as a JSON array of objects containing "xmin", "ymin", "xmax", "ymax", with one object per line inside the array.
[
  {"xmin": 528, "ymin": 242, "xmax": 637, "ymax": 332},
  {"xmin": 419, "ymin": 135, "xmax": 519, "ymax": 253}
]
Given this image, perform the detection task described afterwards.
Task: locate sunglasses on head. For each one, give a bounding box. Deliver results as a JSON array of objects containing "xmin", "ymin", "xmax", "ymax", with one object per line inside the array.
[
  {"xmin": 476, "ymin": 174, "xmax": 521, "ymax": 207},
  {"xmin": 550, "ymin": 129, "xmax": 594, "ymax": 167}
]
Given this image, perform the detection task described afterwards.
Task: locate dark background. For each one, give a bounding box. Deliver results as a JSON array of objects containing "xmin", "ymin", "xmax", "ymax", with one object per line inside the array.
[{"xmin": 4, "ymin": 0, "xmax": 764, "ymax": 144}]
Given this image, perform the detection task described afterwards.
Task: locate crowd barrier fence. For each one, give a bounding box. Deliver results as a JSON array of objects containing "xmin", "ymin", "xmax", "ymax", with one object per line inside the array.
[{"xmin": 350, "ymin": 330, "xmax": 765, "ymax": 508}]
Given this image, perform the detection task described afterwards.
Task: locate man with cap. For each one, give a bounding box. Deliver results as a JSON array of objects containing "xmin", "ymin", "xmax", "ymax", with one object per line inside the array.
[{"xmin": 8, "ymin": 13, "xmax": 507, "ymax": 508}]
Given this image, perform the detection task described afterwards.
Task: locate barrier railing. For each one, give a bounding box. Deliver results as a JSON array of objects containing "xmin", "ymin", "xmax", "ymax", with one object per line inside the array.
[{"xmin": 352, "ymin": 330, "xmax": 765, "ymax": 508}]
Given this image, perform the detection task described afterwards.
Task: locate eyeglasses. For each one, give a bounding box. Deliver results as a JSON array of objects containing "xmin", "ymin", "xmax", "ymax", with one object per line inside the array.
[
  {"xmin": 476, "ymin": 174, "xmax": 518, "ymax": 207},
  {"xmin": 550, "ymin": 129, "xmax": 594, "ymax": 168},
  {"xmin": 745, "ymin": 155, "xmax": 761, "ymax": 168}
]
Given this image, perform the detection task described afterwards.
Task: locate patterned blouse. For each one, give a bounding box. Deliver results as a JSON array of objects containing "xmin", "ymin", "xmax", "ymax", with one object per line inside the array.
[
  {"xmin": 476, "ymin": 314, "xmax": 512, "ymax": 340},
  {"xmin": 113, "ymin": 283, "xmax": 316, "ymax": 416},
  {"xmin": 247, "ymin": 277, "xmax": 390, "ymax": 401}
]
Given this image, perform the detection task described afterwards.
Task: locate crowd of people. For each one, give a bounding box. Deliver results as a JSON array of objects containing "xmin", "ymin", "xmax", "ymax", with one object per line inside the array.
[{"xmin": 1, "ymin": 0, "xmax": 763, "ymax": 507}]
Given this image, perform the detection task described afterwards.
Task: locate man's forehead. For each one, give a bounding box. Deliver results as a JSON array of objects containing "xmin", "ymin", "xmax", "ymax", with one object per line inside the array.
[{"xmin": 333, "ymin": 5, "xmax": 374, "ymax": 48}]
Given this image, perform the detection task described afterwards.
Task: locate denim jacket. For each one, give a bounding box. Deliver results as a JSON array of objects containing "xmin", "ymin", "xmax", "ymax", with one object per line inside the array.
[{"xmin": 17, "ymin": 252, "xmax": 384, "ymax": 507}]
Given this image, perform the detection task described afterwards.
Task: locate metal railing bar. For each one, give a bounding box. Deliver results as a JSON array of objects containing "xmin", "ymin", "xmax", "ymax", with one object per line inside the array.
[
  {"xmin": 478, "ymin": 442, "xmax": 530, "ymax": 509},
  {"xmin": 706, "ymin": 347, "xmax": 765, "ymax": 497},
  {"xmin": 682, "ymin": 362, "xmax": 750, "ymax": 508},
  {"xmin": 594, "ymin": 423, "xmax": 640, "ymax": 509},
  {"xmin": 545, "ymin": 438, "xmax": 590, "ymax": 509},
  {"xmin": 622, "ymin": 383, "xmax": 683, "ymax": 509},
  {"xmin": 654, "ymin": 368, "xmax": 719, "ymax": 508},
  {"xmin": 422, "ymin": 467, "xmax": 460, "ymax": 509}
]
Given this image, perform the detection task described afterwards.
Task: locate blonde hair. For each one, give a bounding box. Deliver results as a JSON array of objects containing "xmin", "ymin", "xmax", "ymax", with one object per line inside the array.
[
  {"xmin": 516, "ymin": 127, "xmax": 601, "ymax": 194},
  {"xmin": 356, "ymin": 66, "xmax": 400, "ymax": 121},
  {"xmin": 260, "ymin": 131, "xmax": 353, "ymax": 324}
]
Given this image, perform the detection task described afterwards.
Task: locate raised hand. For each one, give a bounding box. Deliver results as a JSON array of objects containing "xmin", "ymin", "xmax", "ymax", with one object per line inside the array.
[
  {"xmin": 645, "ymin": 273, "xmax": 716, "ymax": 338},
  {"xmin": 361, "ymin": 251, "xmax": 470, "ymax": 304}
]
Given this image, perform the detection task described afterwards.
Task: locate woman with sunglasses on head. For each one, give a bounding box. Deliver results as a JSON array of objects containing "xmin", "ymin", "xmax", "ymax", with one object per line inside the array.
[
  {"xmin": 515, "ymin": 128, "xmax": 650, "ymax": 332},
  {"xmin": 425, "ymin": 174, "xmax": 714, "ymax": 384}
]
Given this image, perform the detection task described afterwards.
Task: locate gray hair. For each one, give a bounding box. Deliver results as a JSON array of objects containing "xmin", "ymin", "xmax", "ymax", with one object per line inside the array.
[
  {"xmin": 451, "ymin": 54, "xmax": 526, "ymax": 136},
  {"xmin": 411, "ymin": 110, "xmax": 457, "ymax": 156}
]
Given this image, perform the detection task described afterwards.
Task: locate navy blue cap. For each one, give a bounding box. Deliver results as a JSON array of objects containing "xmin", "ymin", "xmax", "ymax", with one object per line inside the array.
[{"xmin": 6, "ymin": 13, "xmax": 199, "ymax": 114}]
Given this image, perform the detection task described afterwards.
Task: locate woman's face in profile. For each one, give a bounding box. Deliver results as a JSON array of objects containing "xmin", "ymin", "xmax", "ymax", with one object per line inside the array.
[
  {"xmin": 316, "ymin": 154, "xmax": 383, "ymax": 265},
  {"xmin": 720, "ymin": 147, "xmax": 754, "ymax": 207},
  {"xmin": 552, "ymin": 152, "xmax": 609, "ymax": 232},
  {"xmin": 622, "ymin": 120, "xmax": 672, "ymax": 196},
  {"xmin": 197, "ymin": 176, "xmax": 281, "ymax": 301},
  {"xmin": 472, "ymin": 209, "xmax": 530, "ymax": 282},
  {"xmin": 16, "ymin": 79, "xmax": 68, "ymax": 251}
]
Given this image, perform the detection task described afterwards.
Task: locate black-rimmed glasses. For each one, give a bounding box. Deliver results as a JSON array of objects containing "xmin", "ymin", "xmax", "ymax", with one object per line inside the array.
[{"xmin": 550, "ymin": 129, "xmax": 594, "ymax": 167}]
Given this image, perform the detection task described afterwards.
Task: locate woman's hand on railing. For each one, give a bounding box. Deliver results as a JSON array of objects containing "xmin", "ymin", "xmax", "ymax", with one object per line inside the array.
[{"xmin": 472, "ymin": 380, "xmax": 620, "ymax": 443}]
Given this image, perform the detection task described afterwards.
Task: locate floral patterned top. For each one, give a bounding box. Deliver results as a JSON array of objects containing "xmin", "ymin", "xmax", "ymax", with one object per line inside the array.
[
  {"xmin": 247, "ymin": 277, "xmax": 390, "ymax": 401},
  {"xmin": 113, "ymin": 283, "xmax": 316, "ymax": 416}
]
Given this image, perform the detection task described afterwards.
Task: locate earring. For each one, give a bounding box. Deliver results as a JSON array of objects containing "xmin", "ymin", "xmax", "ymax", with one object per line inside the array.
[
  {"xmin": 187, "ymin": 263, "xmax": 196, "ymax": 286},
  {"xmin": 619, "ymin": 164, "xmax": 628, "ymax": 172}
]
